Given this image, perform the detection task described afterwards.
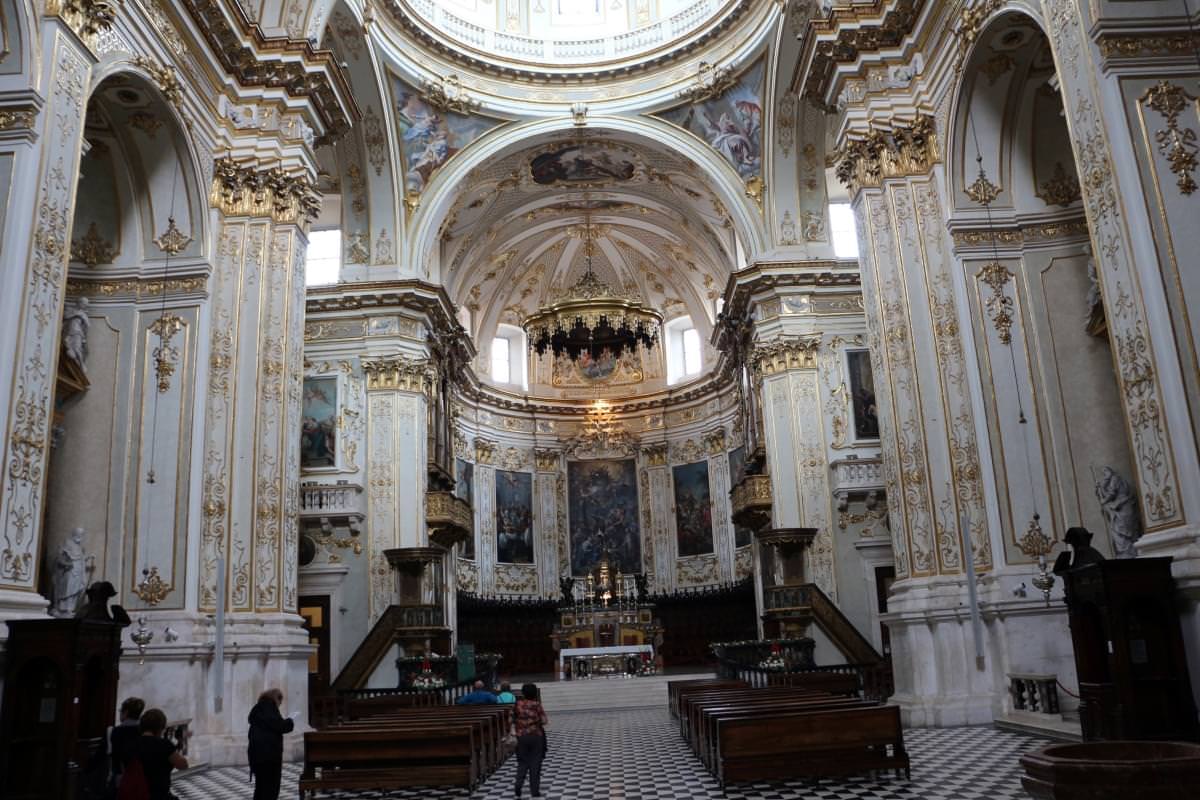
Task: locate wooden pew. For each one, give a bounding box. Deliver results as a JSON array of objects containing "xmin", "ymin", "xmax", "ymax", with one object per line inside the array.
[
  {"xmin": 298, "ymin": 724, "xmax": 478, "ymax": 798},
  {"xmin": 667, "ymin": 678, "xmax": 747, "ymax": 718},
  {"xmin": 765, "ymin": 671, "xmax": 860, "ymax": 696},
  {"xmin": 694, "ymin": 696, "xmax": 874, "ymax": 768},
  {"xmin": 714, "ymin": 704, "xmax": 909, "ymax": 785},
  {"xmin": 340, "ymin": 707, "xmax": 511, "ymax": 774},
  {"xmin": 678, "ymin": 686, "xmax": 830, "ymax": 740}
]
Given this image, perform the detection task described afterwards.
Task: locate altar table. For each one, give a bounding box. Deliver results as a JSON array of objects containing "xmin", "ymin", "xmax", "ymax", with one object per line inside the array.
[{"xmin": 559, "ymin": 644, "xmax": 654, "ymax": 678}]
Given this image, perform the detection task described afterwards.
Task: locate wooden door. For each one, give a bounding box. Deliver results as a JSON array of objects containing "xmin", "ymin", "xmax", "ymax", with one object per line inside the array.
[{"xmin": 299, "ymin": 596, "xmax": 332, "ymax": 700}]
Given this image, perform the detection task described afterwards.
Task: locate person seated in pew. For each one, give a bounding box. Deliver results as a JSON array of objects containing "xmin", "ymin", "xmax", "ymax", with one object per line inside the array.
[
  {"xmin": 456, "ymin": 679, "xmax": 499, "ymax": 705},
  {"xmin": 496, "ymin": 682, "xmax": 516, "ymax": 704}
]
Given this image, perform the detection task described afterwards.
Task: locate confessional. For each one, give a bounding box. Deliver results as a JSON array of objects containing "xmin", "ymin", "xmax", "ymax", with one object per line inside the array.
[
  {"xmin": 0, "ymin": 617, "xmax": 124, "ymax": 799},
  {"xmin": 1062, "ymin": 557, "xmax": 1198, "ymax": 741}
]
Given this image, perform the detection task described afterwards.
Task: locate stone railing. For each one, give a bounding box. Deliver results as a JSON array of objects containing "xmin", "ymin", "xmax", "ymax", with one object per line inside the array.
[
  {"xmin": 402, "ymin": 0, "xmax": 734, "ymax": 65},
  {"xmin": 1009, "ymin": 673, "xmax": 1060, "ymax": 715},
  {"xmin": 300, "ymin": 482, "xmax": 364, "ymax": 520},
  {"xmin": 830, "ymin": 456, "xmax": 884, "ymax": 497}
]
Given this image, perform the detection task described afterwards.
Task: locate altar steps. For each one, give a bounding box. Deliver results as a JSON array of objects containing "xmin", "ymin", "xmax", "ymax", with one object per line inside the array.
[{"xmin": 536, "ymin": 672, "xmax": 715, "ymax": 713}]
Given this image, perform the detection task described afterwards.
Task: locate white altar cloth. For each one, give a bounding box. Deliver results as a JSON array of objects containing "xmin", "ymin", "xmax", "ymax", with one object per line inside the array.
[{"xmin": 558, "ymin": 643, "xmax": 654, "ymax": 673}]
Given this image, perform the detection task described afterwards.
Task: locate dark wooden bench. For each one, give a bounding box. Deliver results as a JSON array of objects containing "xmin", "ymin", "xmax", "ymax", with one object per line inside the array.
[
  {"xmin": 695, "ymin": 696, "xmax": 875, "ymax": 768},
  {"xmin": 678, "ymin": 686, "xmax": 830, "ymax": 741},
  {"xmin": 715, "ymin": 704, "xmax": 909, "ymax": 785},
  {"xmin": 339, "ymin": 706, "xmax": 511, "ymax": 774},
  {"xmin": 667, "ymin": 678, "xmax": 747, "ymax": 718},
  {"xmin": 766, "ymin": 671, "xmax": 860, "ymax": 695},
  {"xmin": 298, "ymin": 725, "xmax": 478, "ymax": 798}
]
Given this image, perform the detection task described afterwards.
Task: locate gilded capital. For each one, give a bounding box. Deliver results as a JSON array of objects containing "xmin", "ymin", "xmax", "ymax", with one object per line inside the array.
[
  {"xmin": 361, "ymin": 355, "xmax": 436, "ymax": 394},
  {"xmin": 44, "ymin": 0, "xmax": 114, "ymax": 50},
  {"xmin": 703, "ymin": 427, "xmax": 727, "ymax": 455},
  {"xmin": 474, "ymin": 436, "xmax": 497, "ymax": 465},
  {"xmin": 835, "ymin": 115, "xmax": 940, "ymax": 193},
  {"xmin": 752, "ymin": 336, "xmax": 821, "ymax": 376},
  {"xmin": 641, "ymin": 442, "xmax": 669, "ymax": 467},
  {"xmin": 210, "ymin": 158, "xmax": 321, "ymax": 225},
  {"xmin": 534, "ymin": 448, "xmax": 560, "ymax": 471}
]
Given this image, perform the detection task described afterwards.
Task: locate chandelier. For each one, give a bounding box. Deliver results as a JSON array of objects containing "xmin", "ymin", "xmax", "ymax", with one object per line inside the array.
[{"xmin": 523, "ymin": 215, "xmax": 661, "ymax": 362}]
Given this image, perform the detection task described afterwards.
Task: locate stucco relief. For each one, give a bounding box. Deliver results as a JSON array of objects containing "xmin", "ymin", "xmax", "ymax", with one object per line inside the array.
[
  {"xmin": 1, "ymin": 39, "xmax": 90, "ymax": 589},
  {"xmin": 367, "ymin": 393, "xmax": 397, "ymax": 624},
  {"xmin": 1041, "ymin": 0, "xmax": 1182, "ymax": 530}
]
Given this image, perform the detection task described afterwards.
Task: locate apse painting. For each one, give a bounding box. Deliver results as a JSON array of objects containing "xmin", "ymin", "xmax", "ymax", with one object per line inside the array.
[
  {"xmin": 495, "ymin": 470, "xmax": 534, "ymax": 564},
  {"xmin": 455, "ymin": 458, "xmax": 475, "ymax": 559},
  {"xmin": 728, "ymin": 446, "xmax": 754, "ymax": 548},
  {"xmin": 530, "ymin": 143, "xmax": 638, "ymax": 185},
  {"xmin": 567, "ymin": 459, "xmax": 642, "ymax": 575},
  {"xmin": 656, "ymin": 60, "xmax": 764, "ymax": 180},
  {"xmin": 300, "ymin": 378, "xmax": 337, "ymax": 469},
  {"xmin": 847, "ymin": 350, "xmax": 880, "ymax": 440},
  {"xmin": 673, "ymin": 460, "xmax": 714, "ymax": 557},
  {"xmin": 393, "ymin": 78, "xmax": 499, "ymax": 194}
]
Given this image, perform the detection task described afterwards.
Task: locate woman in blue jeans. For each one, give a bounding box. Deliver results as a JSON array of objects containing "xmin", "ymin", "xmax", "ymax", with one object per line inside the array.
[{"xmin": 513, "ymin": 683, "xmax": 549, "ymax": 798}]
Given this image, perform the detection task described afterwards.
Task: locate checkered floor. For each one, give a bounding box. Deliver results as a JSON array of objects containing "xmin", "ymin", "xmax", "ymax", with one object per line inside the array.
[{"xmin": 174, "ymin": 707, "xmax": 1049, "ymax": 799}]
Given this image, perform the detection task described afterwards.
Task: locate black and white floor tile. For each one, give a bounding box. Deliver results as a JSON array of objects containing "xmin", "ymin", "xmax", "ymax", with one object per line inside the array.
[{"xmin": 174, "ymin": 707, "xmax": 1050, "ymax": 800}]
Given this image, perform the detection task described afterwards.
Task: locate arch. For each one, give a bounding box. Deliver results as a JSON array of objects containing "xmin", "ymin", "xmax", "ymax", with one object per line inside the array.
[
  {"xmin": 408, "ymin": 114, "xmax": 770, "ymax": 277},
  {"xmin": 0, "ymin": 0, "xmax": 39, "ymax": 84}
]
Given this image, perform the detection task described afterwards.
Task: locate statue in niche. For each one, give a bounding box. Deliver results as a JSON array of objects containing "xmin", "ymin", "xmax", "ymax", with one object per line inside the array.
[
  {"xmin": 634, "ymin": 572, "xmax": 648, "ymax": 603},
  {"xmin": 559, "ymin": 575, "xmax": 574, "ymax": 605},
  {"xmin": 1052, "ymin": 526, "xmax": 1106, "ymax": 574},
  {"xmin": 1095, "ymin": 466, "xmax": 1142, "ymax": 558},
  {"xmin": 50, "ymin": 526, "xmax": 94, "ymax": 617},
  {"xmin": 61, "ymin": 297, "xmax": 91, "ymax": 372}
]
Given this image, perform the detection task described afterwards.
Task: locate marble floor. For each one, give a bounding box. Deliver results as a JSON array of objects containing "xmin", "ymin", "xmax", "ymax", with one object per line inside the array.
[{"xmin": 174, "ymin": 707, "xmax": 1051, "ymax": 799}]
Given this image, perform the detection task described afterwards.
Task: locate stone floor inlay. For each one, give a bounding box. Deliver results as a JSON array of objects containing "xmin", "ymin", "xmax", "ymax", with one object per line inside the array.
[{"xmin": 173, "ymin": 707, "xmax": 1051, "ymax": 799}]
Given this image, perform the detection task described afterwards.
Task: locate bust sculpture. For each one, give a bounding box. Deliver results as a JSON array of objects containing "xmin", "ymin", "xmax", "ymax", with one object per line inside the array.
[
  {"xmin": 1052, "ymin": 527, "xmax": 1106, "ymax": 575},
  {"xmin": 1095, "ymin": 466, "xmax": 1142, "ymax": 558}
]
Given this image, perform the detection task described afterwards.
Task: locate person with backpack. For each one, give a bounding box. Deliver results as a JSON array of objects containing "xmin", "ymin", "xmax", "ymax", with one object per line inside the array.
[
  {"xmin": 247, "ymin": 688, "xmax": 296, "ymax": 800},
  {"xmin": 118, "ymin": 708, "xmax": 187, "ymax": 800},
  {"xmin": 107, "ymin": 696, "xmax": 144, "ymax": 797}
]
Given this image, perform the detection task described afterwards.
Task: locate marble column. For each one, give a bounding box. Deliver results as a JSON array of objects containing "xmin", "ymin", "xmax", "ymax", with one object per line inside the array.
[{"xmin": 0, "ymin": 22, "xmax": 92, "ymax": 621}]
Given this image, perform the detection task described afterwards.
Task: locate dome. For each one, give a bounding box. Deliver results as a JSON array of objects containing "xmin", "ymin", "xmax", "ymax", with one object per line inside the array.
[{"xmin": 392, "ymin": 0, "xmax": 747, "ymax": 70}]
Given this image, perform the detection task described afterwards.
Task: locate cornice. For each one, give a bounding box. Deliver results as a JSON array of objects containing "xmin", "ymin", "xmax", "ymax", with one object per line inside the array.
[
  {"xmin": 798, "ymin": 0, "xmax": 926, "ymax": 109},
  {"xmin": 719, "ymin": 262, "xmax": 862, "ymax": 321},
  {"xmin": 177, "ymin": 0, "xmax": 360, "ymax": 141}
]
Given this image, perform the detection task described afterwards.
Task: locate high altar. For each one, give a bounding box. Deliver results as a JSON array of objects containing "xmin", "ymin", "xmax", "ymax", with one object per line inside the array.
[{"xmin": 551, "ymin": 551, "xmax": 664, "ymax": 679}]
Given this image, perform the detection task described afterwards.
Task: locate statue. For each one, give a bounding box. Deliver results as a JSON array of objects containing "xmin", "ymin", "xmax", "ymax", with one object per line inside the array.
[
  {"xmin": 76, "ymin": 580, "xmax": 131, "ymax": 626},
  {"xmin": 1083, "ymin": 246, "xmax": 1106, "ymax": 336},
  {"xmin": 61, "ymin": 297, "xmax": 90, "ymax": 372},
  {"xmin": 50, "ymin": 527, "xmax": 93, "ymax": 617},
  {"xmin": 559, "ymin": 575, "xmax": 575, "ymax": 605},
  {"xmin": 1095, "ymin": 466, "xmax": 1142, "ymax": 558},
  {"xmin": 1052, "ymin": 527, "xmax": 1107, "ymax": 575}
]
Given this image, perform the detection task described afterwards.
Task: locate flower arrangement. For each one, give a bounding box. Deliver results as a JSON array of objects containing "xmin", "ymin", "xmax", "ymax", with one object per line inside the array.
[
  {"xmin": 757, "ymin": 654, "xmax": 787, "ymax": 671},
  {"xmin": 412, "ymin": 670, "xmax": 446, "ymax": 690}
]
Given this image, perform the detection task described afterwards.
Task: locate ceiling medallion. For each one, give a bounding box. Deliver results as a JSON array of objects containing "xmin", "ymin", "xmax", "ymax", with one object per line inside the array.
[{"xmin": 523, "ymin": 213, "xmax": 660, "ymax": 364}]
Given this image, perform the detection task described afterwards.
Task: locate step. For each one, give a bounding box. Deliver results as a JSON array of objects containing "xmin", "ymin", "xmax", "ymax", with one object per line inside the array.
[{"xmin": 534, "ymin": 672, "xmax": 714, "ymax": 712}]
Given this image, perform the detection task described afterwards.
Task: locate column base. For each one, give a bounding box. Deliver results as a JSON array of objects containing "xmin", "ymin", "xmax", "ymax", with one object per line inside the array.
[
  {"xmin": 884, "ymin": 571, "xmax": 1079, "ymax": 727},
  {"xmin": 113, "ymin": 611, "xmax": 313, "ymax": 767}
]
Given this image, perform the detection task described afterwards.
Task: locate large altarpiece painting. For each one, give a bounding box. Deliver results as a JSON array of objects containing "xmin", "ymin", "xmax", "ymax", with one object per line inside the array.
[
  {"xmin": 495, "ymin": 470, "xmax": 533, "ymax": 564},
  {"xmin": 567, "ymin": 459, "xmax": 642, "ymax": 575},
  {"xmin": 673, "ymin": 461, "xmax": 714, "ymax": 556}
]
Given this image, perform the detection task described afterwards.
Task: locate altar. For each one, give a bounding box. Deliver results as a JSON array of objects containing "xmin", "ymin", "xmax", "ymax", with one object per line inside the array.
[{"xmin": 559, "ymin": 644, "xmax": 655, "ymax": 679}]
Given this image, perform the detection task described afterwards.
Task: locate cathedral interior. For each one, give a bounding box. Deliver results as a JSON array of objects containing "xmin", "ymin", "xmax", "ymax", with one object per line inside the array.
[{"xmin": 2, "ymin": 0, "xmax": 1200, "ymax": 798}]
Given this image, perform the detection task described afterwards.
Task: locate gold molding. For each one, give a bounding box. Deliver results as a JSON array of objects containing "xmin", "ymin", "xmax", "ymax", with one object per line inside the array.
[
  {"xmin": 153, "ymin": 216, "xmax": 192, "ymax": 254},
  {"xmin": 474, "ymin": 436, "xmax": 496, "ymax": 465},
  {"xmin": 533, "ymin": 448, "xmax": 559, "ymax": 471},
  {"xmin": 132, "ymin": 566, "xmax": 172, "ymax": 605},
  {"xmin": 70, "ymin": 221, "xmax": 116, "ymax": 267},
  {"xmin": 641, "ymin": 442, "xmax": 668, "ymax": 467},
  {"xmin": 0, "ymin": 107, "xmax": 38, "ymax": 130},
  {"xmin": 421, "ymin": 74, "xmax": 480, "ymax": 115},
  {"xmin": 965, "ymin": 173, "xmax": 1000, "ymax": 205},
  {"xmin": 1097, "ymin": 31, "xmax": 1200, "ymax": 61},
  {"xmin": 210, "ymin": 158, "xmax": 321, "ymax": 225},
  {"xmin": 802, "ymin": 0, "xmax": 926, "ymax": 107},
  {"xmin": 978, "ymin": 261, "xmax": 1014, "ymax": 345},
  {"xmin": 1035, "ymin": 161, "xmax": 1082, "ymax": 207},
  {"xmin": 44, "ymin": 0, "xmax": 114, "ymax": 50},
  {"xmin": 951, "ymin": 218, "xmax": 1089, "ymax": 248},
  {"xmin": 149, "ymin": 313, "xmax": 185, "ymax": 393},
  {"xmin": 678, "ymin": 61, "xmax": 736, "ymax": 104},
  {"xmin": 1141, "ymin": 81, "xmax": 1198, "ymax": 196},
  {"xmin": 67, "ymin": 276, "xmax": 207, "ymax": 298},
  {"xmin": 702, "ymin": 427, "xmax": 726, "ymax": 455},
  {"xmin": 752, "ymin": 336, "xmax": 821, "ymax": 375},
  {"xmin": 132, "ymin": 55, "xmax": 183, "ymax": 107}
]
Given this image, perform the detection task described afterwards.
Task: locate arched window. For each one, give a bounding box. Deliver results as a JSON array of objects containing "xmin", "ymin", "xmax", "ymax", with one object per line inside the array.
[
  {"xmin": 490, "ymin": 323, "xmax": 527, "ymax": 390},
  {"xmin": 665, "ymin": 316, "xmax": 703, "ymax": 385},
  {"xmin": 828, "ymin": 203, "xmax": 859, "ymax": 259},
  {"xmin": 305, "ymin": 229, "xmax": 341, "ymax": 286}
]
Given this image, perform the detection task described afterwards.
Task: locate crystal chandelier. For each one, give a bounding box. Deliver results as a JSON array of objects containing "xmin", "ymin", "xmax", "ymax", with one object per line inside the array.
[{"xmin": 523, "ymin": 214, "xmax": 661, "ymax": 362}]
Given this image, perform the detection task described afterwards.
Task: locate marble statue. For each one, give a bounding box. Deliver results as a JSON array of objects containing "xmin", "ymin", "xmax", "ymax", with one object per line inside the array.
[
  {"xmin": 62, "ymin": 297, "xmax": 90, "ymax": 371},
  {"xmin": 1083, "ymin": 246, "xmax": 1106, "ymax": 335},
  {"xmin": 51, "ymin": 527, "xmax": 93, "ymax": 617},
  {"xmin": 1095, "ymin": 466, "xmax": 1142, "ymax": 558}
]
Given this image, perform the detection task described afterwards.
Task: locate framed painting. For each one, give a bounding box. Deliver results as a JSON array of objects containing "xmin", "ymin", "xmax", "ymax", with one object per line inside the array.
[
  {"xmin": 673, "ymin": 460, "xmax": 714, "ymax": 557},
  {"xmin": 301, "ymin": 377, "xmax": 338, "ymax": 470},
  {"xmin": 567, "ymin": 459, "xmax": 642, "ymax": 575},
  {"xmin": 847, "ymin": 350, "xmax": 880, "ymax": 440},
  {"xmin": 455, "ymin": 458, "xmax": 475, "ymax": 559},
  {"xmin": 495, "ymin": 470, "xmax": 533, "ymax": 564}
]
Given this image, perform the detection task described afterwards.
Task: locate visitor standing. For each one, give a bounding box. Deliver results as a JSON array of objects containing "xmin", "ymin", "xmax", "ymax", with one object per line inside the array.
[
  {"xmin": 119, "ymin": 708, "xmax": 187, "ymax": 800},
  {"xmin": 107, "ymin": 697, "xmax": 144, "ymax": 797},
  {"xmin": 247, "ymin": 688, "xmax": 296, "ymax": 800},
  {"xmin": 514, "ymin": 683, "xmax": 549, "ymax": 799}
]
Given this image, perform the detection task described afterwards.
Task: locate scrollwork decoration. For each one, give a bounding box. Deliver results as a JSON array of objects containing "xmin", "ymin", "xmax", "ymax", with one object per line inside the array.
[
  {"xmin": 1142, "ymin": 81, "xmax": 1198, "ymax": 196},
  {"xmin": 978, "ymin": 262, "xmax": 1015, "ymax": 345}
]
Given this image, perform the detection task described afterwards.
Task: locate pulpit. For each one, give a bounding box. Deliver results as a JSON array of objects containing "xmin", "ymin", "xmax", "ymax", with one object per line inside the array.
[
  {"xmin": 1062, "ymin": 557, "xmax": 1198, "ymax": 741},
  {"xmin": 757, "ymin": 527, "xmax": 818, "ymax": 638},
  {"xmin": 384, "ymin": 547, "xmax": 452, "ymax": 656}
]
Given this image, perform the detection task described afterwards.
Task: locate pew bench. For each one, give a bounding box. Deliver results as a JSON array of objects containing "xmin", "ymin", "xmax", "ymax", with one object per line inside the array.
[{"xmin": 298, "ymin": 725, "xmax": 478, "ymax": 798}]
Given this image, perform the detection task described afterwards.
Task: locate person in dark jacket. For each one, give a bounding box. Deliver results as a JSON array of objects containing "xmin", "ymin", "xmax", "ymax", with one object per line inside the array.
[
  {"xmin": 247, "ymin": 688, "xmax": 296, "ymax": 800},
  {"xmin": 108, "ymin": 696, "xmax": 144, "ymax": 795},
  {"xmin": 130, "ymin": 708, "xmax": 188, "ymax": 800}
]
